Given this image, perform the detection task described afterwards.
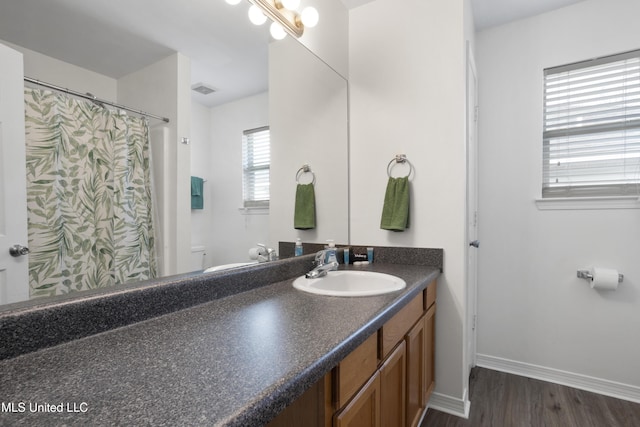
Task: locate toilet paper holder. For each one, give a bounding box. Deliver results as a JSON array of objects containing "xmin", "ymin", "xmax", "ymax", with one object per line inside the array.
[{"xmin": 577, "ymin": 269, "xmax": 624, "ymax": 283}]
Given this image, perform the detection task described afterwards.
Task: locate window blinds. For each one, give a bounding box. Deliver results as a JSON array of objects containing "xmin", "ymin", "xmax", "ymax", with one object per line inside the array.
[
  {"xmin": 543, "ymin": 49, "xmax": 640, "ymax": 197},
  {"xmin": 242, "ymin": 126, "xmax": 270, "ymax": 207}
]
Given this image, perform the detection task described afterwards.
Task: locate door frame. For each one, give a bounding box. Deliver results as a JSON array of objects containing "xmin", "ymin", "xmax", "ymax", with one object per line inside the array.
[
  {"xmin": 0, "ymin": 42, "xmax": 29, "ymax": 304},
  {"xmin": 465, "ymin": 41, "xmax": 479, "ymax": 373}
]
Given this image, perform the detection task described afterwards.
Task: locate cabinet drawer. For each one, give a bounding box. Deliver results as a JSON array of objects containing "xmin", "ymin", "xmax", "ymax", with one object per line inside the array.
[
  {"xmin": 335, "ymin": 333, "xmax": 378, "ymax": 408},
  {"xmin": 425, "ymin": 280, "xmax": 437, "ymax": 310},
  {"xmin": 379, "ymin": 291, "xmax": 424, "ymax": 359}
]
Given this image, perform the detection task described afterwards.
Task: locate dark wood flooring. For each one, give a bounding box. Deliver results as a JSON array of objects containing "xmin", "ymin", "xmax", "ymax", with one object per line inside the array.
[{"xmin": 422, "ymin": 367, "xmax": 640, "ymax": 427}]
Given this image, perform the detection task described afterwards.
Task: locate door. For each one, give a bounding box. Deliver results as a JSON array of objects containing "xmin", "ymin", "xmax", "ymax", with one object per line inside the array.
[
  {"xmin": 334, "ymin": 371, "xmax": 381, "ymax": 427},
  {"xmin": 405, "ymin": 315, "xmax": 425, "ymax": 427},
  {"xmin": 423, "ymin": 304, "xmax": 436, "ymax": 405},
  {"xmin": 466, "ymin": 42, "xmax": 479, "ymax": 372},
  {"xmin": 0, "ymin": 43, "xmax": 29, "ymax": 304},
  {"xmin": 380, "ymin": 341, "xmax": 406, "ymax": 427}
]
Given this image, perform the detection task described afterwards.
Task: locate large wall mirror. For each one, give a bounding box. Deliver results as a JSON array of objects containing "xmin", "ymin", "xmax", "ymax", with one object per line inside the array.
[{"xmin": 0, "ymin": 0, "xmax": 348, "ymax": 305}]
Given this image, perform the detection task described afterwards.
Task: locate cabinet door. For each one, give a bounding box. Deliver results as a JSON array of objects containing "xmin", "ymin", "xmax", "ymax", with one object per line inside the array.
[
  {"xmin": 423, "ymin": 304, "xmax": 436, "ymax": 405},
  {"xmin": 380, "ymin": 341, "xmax": 406, "ymax": 427},
  {"xmin": 267, "ymin": 373, "xmax": 332, "ymax": 427},
  {"xmin": 334, "ymin": 371, "xmax": 381, "ymax": 427},
  {"xmin": 405, "ymin": 315, "xmax": 425, "ymax": 427}
]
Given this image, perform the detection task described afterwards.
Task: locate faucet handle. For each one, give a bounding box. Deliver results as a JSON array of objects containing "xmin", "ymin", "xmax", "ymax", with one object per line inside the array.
[{"xmin": 314, "ymin": 249, "xmax": 327, "ymax": 265}]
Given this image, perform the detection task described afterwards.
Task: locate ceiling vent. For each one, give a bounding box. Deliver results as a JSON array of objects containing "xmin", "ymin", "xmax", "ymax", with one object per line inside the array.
[{"xmin": 191, "ymin": 83, "xmax": 216, "ymax": 95}]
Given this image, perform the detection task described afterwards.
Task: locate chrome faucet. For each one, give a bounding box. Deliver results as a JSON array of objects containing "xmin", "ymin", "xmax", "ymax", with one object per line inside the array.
[
  {"xmin": 305, "ymin": 249, "xmax": 339, "ymax": 278},
  {"xmin": 256, "ymin": 244, "xmax": 278, "ymax": 263}
]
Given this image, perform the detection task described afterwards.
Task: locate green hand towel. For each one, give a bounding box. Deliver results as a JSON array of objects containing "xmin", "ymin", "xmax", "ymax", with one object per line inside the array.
[
  {"xmin": 380, "ymin": 176, "xmax": 410, "ymax": 231},
  {"xmin": 191, "ymin": 176, "xmax": 204, "ymax": 210},
  {"xmin": 294, "ymin": 183, "xmax": 316, "ymax": 229}
]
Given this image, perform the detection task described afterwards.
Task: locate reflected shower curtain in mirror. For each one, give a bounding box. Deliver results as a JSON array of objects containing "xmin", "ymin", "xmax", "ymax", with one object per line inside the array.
[{"xmin": 24, "ymin": 88, "xmax": 157, "ymax": 298}]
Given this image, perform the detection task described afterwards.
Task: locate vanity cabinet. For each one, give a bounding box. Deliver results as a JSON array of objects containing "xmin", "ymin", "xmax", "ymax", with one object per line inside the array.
[{"xmin": 268, "ymin": 280, "xmax": 437, "ymax": 427}]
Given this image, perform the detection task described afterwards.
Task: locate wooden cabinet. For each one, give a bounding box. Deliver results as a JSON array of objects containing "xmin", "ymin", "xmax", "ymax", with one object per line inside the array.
[
  {"xmin": 423, "ymin": 304, "xmax": 436, "ymax": 406},
  {"xmin": 380, "ymin": 292, "xmax": 423, "ymax": 359},
  {"xmin": 269, "ymin": 280, "xmax": 437, "ymax": 427},
  {"xmin": 335, "ymin": 337, "xmax": 407, "ymax": 427},
  {"xmin": 406, "ymin": 314, "xmax": 426, "ymax": 427},
  {"xmin": 335, "ymin": 334, "xmax": 378, "ymax": 408},
  {"xmin": 334, "ymin": 371, "xmax": 381, "ymax": 427},
  {"xmin": 380, "ymin": 341, "xmax": 406, "ymax": 427}
]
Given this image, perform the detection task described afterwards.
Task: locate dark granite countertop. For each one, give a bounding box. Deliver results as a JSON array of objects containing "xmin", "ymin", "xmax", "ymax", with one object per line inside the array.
[{"xmin": 0, "ymin": 263, "xmax": 439, "ymax": 426}]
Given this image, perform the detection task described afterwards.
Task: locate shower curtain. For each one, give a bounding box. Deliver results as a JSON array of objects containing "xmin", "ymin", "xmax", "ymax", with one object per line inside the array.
[{"xmin": 24, "ymin": 88, "xmax": 157, "ymax": 298}]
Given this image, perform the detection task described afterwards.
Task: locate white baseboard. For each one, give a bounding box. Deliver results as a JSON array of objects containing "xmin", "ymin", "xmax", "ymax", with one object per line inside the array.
[
  {"xmin": 476, "ymin": 353, "xmax": 640, "ymax": 404},
  {"xmin": 427, "ymin": 389, "xmax": 471, "ymax": 419}
]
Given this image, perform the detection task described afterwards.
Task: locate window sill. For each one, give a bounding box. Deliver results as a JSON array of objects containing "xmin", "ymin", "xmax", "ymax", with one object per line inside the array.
[
  {"xmin": 238, "ymin": 206, "xmax": 269, "ymax": 215},
  {"xmin": 535, "ymin": 196, "xmax": 640, "ymax": 210}
]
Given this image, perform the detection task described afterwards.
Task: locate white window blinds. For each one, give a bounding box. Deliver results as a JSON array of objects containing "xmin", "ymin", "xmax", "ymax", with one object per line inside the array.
[
  {"xmin": 242, "ymin": 126, "xmax": 270, "ymax": 208},
  {"xmin": 543, "ymin": 49, "xmax": 640, "ymax": 198}
]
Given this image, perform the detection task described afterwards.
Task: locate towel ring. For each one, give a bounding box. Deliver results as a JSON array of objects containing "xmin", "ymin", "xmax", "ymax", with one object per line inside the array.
[
  {"xmin": 387, "ymin": 154, "xmax": 413, "ymax": 178},
  {"xmin": 296, "ymin": 164, "xmax": 316, "ymax": 185}
]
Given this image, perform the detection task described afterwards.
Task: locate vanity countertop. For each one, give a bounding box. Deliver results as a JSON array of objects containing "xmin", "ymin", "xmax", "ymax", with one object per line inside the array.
[{"xmin": 0, "ymin": 263, "xmax": 439, "ymax": 426}]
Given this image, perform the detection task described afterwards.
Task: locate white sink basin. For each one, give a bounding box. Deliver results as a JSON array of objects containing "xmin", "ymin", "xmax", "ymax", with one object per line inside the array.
[
  {"xmin": 293, "ymin": 270, "xmax": 406, "ymax": 297},
  {"xmin": 203, "ymin": 262, "xmax": 258, "ymax": 273}
]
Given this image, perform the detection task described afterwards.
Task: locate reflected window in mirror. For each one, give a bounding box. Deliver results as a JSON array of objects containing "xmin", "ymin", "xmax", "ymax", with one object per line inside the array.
[{"xmin": 242, "ymin": 126, "xmax": 271, "ymax": 209}]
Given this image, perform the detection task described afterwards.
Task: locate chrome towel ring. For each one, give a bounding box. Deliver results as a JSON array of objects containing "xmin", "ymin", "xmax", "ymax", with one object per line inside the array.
[
  {"xmin": 296, "ymin": 164, "xmax": 316, "ymax": 185},
  {"xmin": 387, "ymin": 154, "xmax": 413, "ymax": 178}
]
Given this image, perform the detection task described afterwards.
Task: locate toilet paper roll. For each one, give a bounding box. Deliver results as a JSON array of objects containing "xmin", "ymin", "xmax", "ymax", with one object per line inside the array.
[{"xmin": 590, "ymin": 267, "xmax": 619, "ymax": 290}]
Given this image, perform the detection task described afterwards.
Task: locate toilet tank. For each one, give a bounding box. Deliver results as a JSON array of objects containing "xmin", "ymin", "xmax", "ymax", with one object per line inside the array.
[{"xmin": 190, "ymin": 246, "xmax": 206, "ymax": 271}]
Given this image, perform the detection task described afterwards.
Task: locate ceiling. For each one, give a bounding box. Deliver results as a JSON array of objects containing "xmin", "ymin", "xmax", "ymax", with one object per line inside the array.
[
  {"xmin": 471, "ymin": 0, "xmax": 586, "ymax": 30},
  {"xmin": 0, "ymin": 0, "xmax": 585, "ymax": 108}
]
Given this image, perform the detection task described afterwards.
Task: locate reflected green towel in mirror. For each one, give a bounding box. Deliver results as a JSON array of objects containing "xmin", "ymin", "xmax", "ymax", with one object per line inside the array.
[
  {"xmin": 294, "ymin": 183, "xmax": 316, "ymax": 229},
  {"xmin": 191, "ymin": 176, "xmax": 204, "ymax": 210},
  {"xmin": 380, "ymin": 176, "xmax": 410, "ymax": 231}
]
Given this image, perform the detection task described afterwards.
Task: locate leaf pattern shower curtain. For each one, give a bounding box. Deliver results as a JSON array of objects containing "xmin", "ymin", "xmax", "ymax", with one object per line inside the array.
[{"xmin": 24, "ymin": 88, "xmax": 157, "ymax": 298}]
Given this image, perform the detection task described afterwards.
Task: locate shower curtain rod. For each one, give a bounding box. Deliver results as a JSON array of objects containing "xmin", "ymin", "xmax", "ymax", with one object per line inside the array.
[{"xmin": 24, "ymin": 76, "xmax": 170, "ymax": 123}]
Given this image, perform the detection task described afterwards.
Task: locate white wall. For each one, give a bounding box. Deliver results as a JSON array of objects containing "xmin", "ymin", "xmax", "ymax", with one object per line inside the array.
[
  {"xmin": 349, "ymin": 0, "xmax": 470, "ymax": 414},
  {"xmin": 269, "ymin": 37, "xmax": 349, "ymax": 248},
  {"xmin": 190, "ymin": 100, "xmax": 213, "ymax": 266},
  {"xmin": 2, "ymin": 40, "xmax": 116, "ymax": 100},
  {"xmin": 202, "ymin": 92, "xmax": 270, "ymax": 267},
  {"xmin": 476, "ymin": 0, "xmax": 640, "ymax": 401},
  {"xmin": 118, "ymin": 53, "xmax": 192, "ymax": 276},
  {"xmin": 298, "ymin": 0, "xmax": 349, "ymax": 78}
]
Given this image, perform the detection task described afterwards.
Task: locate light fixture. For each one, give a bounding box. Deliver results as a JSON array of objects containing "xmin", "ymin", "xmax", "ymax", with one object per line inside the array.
[
  {"xmin": 225, "ymin": 0, "xmax": 242, "ymax": 5},
  {"xmin": 226, "ymin": 0, "xmax": 319, "ymax": 39},
  {"xmin": 248, "ymin": 4, "xmax": 268, "ymax": 25},
  {"xmin": 280, "ymin": 0, "xmax": 300, "ymax": 10},
  {"xmin": 300, "ymin": 6, "xmax": 319, "ymax": 28},
  {"xmin": 270, "ymin": 22, "xmax": 287, "ymax": 40}
]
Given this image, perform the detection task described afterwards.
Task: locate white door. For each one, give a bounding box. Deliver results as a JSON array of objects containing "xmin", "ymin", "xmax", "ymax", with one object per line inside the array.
[
  {"xmin": 466, "ymin": 43, "xmax": 479, "ymax": 372},
  {"xmin": 0, "ymin": 43, "xmax": 29, "ymax": 304}
]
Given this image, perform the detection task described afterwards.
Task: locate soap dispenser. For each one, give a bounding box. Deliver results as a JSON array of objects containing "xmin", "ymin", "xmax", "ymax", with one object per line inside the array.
[
  {"xmin": 295, "ymin": 238, "xmax": 303, "ymax": 256},
  {"xmin": 325, "ymin": 240, "xmax": 338, "ymax": 264}
]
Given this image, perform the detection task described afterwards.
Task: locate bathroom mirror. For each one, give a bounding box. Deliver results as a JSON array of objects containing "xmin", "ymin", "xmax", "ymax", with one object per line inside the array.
[{"xmin": 0, "ymin": 0, "xmax": 348, "ymax": 304}]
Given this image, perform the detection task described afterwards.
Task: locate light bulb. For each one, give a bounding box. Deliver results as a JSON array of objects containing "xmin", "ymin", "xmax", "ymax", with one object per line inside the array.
[
  {"xmin": 248, "ymin": 5, "xmax": 267, "ymax": 25},
  {"xmin": 300, "ymin": 7, "xmax": 319, "ymax": 28},
  {"xmin": 270, "ymin": 22, "xmax": 287, "ymax": 40},
  {"xmin": 280, "ymin": 0, "xmax": 300, "ymax": 10},
  {"xmin": 225, "ymin": 0, "xmax": 242, "ymax": 5}
]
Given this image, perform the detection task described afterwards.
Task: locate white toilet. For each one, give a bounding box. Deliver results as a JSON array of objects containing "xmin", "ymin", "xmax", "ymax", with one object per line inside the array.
[
  {"xmin": 193, "ymin": 245, "xmax": 258, "ymax": 273},
  {"xmin": 190, "ymin": 246, "xmax": 206, "ymax": 271}
]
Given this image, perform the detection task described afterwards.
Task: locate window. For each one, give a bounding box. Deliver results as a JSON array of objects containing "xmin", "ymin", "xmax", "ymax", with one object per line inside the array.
[
  {"xmin": 242, "ymin": 126, "xmax": 270, "ymax": 208},
  {"xmin": 543, "ymin": 49, "xmax": 640, "ymax": 198}
]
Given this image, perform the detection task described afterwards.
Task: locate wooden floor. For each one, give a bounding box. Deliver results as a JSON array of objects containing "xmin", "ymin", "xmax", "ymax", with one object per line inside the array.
[{"xmin": 422, "ymin": 367, "xmax": 640, "ymax": 427}]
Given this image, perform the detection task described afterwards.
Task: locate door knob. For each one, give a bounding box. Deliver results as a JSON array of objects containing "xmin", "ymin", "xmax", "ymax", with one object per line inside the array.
[
  {"xmin": 9, "ymin": 244, "xmax": 30, "ymax": 257},
  {"xmin": 469, "ymin": 240, "xmax": 480, "ymax": 248}
]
